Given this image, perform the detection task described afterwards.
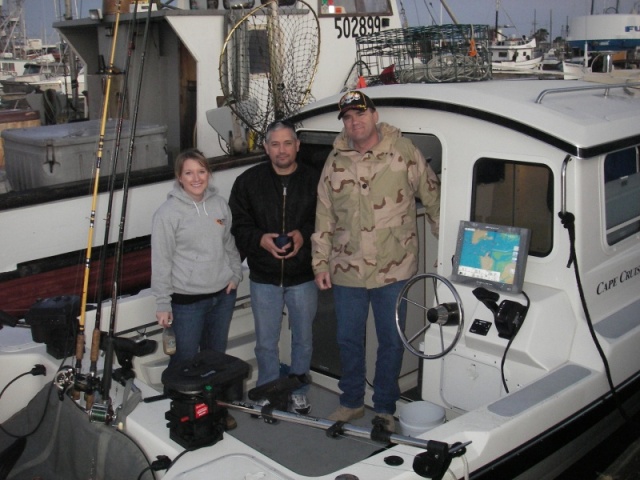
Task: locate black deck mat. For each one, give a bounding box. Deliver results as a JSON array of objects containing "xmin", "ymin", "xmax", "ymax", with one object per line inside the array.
[{"xmin": 228, "ymin": 385, "xmax": 392, "ymax": 477}]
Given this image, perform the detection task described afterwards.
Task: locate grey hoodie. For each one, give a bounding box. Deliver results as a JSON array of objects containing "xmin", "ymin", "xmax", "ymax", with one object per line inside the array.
[{"xmin": 151, "ymin": 179, "xmax": 243, "ymax": 313}]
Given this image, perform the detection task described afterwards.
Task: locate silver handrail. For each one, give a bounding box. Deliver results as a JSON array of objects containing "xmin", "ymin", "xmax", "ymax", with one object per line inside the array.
[
  {"xmin": 535, "ymin": 81, "xmax": 640, "ymax": 104},
  {"xmin": 560, "ymin": 155, "xmax": 572, "ymax": 215}
]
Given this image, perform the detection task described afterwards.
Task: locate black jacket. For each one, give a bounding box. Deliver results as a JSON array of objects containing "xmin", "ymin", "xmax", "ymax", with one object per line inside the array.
[{"xmin": 229, "ymin": 160, "xmax": 320, "ymax": 287}]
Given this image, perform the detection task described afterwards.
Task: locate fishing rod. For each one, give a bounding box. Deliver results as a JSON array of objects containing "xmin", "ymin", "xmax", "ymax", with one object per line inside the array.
[
  {"xmin": 74, "ymin": 0, "xmax": 124, "ymax": 393},
  {"xmin": 84, "ymin": 0, "xmax": 143, "ymax": 412},
  {"xmin": 99, "ymin": 0, "xmax": 155, "ymax": 412}
]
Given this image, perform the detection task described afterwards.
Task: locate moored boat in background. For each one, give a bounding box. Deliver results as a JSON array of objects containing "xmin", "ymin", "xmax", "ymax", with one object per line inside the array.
[{"xmin": 490, "ymin": 34, "xmax": 543, "ymax": 71}]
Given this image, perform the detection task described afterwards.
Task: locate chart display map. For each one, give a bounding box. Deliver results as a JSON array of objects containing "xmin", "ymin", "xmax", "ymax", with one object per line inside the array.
[{"xmin": 456, "ymin": 227, "xmax": 521, "ymax": 285}]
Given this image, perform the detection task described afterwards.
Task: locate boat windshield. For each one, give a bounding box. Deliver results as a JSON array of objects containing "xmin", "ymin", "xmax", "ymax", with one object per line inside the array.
[
  {"xmin": 471, "ymin": 158, "xmax": 553, "ymax": 257},
  {"xmin": 22, "ymin": 64, "xmax": 43, "ymax": 75}
]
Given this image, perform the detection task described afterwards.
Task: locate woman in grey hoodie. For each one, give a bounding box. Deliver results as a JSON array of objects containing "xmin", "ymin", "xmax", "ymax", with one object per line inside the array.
[{"xmin": 151, "ymin": 149, "xmax": 243, "ymax": 369}]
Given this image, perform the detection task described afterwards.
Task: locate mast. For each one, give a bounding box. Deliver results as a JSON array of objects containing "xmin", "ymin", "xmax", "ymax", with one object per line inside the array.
[
  {"xmin": 494, "ymin": 0, "xmax": 500, "ymax": 40},
  {"xmin": 439, "ymin": 0, "xmax": 458, "ymax": 24},
  {"xmin": 0, "ymin": 0, "xmax": 27, "ymax": 58},
  {"xmin": 62, "ymin": 0, "xmax": 82, "ymax": 119}
]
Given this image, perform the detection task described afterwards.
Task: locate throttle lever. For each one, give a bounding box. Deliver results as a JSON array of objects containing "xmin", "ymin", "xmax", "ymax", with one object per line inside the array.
[{"xmin": 472, "ymin": 287, "xmax": 499, "ymax": 314}]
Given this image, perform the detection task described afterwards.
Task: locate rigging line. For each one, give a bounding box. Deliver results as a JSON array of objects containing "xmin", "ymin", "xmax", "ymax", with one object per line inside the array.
[
  {"xmin": 88, "ymin": 0, "xmax": 142, "ymax": 389},
  {"xmin": 396, "ymin": 0, "xmax": 408, "ymax": 28},
  {"xmin": 559, "ymin": 210, "xmax": 629, "ymax": 421},
  {"xmin": 102, "ymin": 0, "xmax": 155, "ymax": 400},
  {"xmin": 410, "ymin": 0, "xmax": 420, "ymax": 26},
  {"xmin": 423, "ymin": 0, "xmax": 438, "ymax": 26},
  {"xmin": 500, "ymin": 291, "xmax": 530, "ymax": 394},
  {"xmin": 498, "ymin": 2, "xmax": 521, "ymax": 37},
  {"xmin": 557, "ymin": 156, "xmax": 628, "ymax": 423},
  {"xmin": 74, "ymin": 0, "xmax": 124, "ymax": 379}
]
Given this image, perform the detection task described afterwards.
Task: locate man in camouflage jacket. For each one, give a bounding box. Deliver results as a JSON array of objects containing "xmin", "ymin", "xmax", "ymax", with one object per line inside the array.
[{"xmin": 312, "ymin": 90, "xmax": 440, "ymax": 432}]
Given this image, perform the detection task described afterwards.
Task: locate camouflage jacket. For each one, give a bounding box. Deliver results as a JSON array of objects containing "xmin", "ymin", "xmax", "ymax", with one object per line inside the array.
[{"xmin": 311, "ymin": 122, "xmax": 440, "ymax": 289}]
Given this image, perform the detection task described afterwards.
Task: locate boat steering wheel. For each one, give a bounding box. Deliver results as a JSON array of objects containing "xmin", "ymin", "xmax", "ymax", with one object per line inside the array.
[{"xmin": 395, "ymin": 273, "xmax": 464, "ymax": 360}]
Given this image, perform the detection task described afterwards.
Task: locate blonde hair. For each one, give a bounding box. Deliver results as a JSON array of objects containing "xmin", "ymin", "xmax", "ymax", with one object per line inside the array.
[{"xmin": 174, "ymin": 149, "xmax": 210, "ymax": 178}]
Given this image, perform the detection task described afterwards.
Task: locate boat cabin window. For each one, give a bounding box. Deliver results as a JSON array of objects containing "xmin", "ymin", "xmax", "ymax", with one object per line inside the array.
[
  {"xmin": 471, "ymin": 158, "xmax": 553, "ymax": 257},
  {"xmin": 1, "ymin": 62, "xmax": 20, "ymax": 74},
  {"xmin": 317, "ymin": 0, "xmax": 393, "ymax": 15},
  {"xmin": 23, "ymin": 64, "xmax": 43, "ymax": 75},
  {"xmin": 604, "ymin": 146, "xmax": 640, "ymax": 245},
  {"xmin": 296, "ymin": 130, "xmax": 442, "ymax": 175}
]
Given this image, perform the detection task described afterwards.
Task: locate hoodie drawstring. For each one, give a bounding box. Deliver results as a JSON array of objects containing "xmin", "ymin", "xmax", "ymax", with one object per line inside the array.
[{"xmin": 192, "ymin": 201, "xmax": 209, "ymax": 217}]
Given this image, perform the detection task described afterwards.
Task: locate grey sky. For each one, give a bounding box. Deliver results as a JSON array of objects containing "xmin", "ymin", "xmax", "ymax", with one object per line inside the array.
[{"xmin": 22, "ymin": 0, "xmax": 640, "ymax": 43}]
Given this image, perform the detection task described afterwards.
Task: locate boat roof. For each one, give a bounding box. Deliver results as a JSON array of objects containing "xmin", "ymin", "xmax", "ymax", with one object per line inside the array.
[{"xmin": 294, "ymin": 79, "xmax": 640, "ymax": 158}]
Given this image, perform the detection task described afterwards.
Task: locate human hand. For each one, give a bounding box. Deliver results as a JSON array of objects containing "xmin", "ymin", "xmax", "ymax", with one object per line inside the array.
[
  {"xmin": 281, "ymin": 230, "xmax": 303, "ymax": 259},
  {"xmin": 315, "ymin": 272, "xmax": 332, "ymax": 290},
  {"xmin": 226, "ymin": 281, "xmax": 238, "ymax": 294},
  {"xmin": 261, "ymin": 233, "xmax": 291, "ymax": 258},
  {"xmin": 156, "ymin": 311, "xmax": 173, "ymax": 327}
]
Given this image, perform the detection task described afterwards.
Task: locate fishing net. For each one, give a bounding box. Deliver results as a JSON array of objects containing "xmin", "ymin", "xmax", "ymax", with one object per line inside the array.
[{"xmin": 219, "ymin": 0, "xmax": 320, "ymax": 140}]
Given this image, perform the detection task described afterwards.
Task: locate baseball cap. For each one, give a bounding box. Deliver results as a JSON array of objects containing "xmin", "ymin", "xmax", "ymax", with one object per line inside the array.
[{"xmin": 337, "ymin": 90, "xmax": 376, "ymax": 119}]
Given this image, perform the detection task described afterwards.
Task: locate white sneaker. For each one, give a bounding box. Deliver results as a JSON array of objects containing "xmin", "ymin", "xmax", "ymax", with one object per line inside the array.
[
  {"xmin": 252, "ymin": 398, "xmax": 277, "ymax": 423},
  {"xmin": 254, "ymin": 398, "xmax": 270, "ymax": 410},
  {"xmin": 290, "ymin": 393, "xmax": 311, "ymax": 414}
]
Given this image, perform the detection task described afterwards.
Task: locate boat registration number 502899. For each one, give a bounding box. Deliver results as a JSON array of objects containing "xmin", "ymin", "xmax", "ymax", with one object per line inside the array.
[{"xmin": 334, "ymin": 16, "xmax": 382, "ymax": 38}]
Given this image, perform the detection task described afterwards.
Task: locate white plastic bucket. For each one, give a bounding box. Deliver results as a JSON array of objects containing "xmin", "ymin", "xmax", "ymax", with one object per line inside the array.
[{"xmin": 399, "ymin": 401, "xmax": 445, "ymax": 437}]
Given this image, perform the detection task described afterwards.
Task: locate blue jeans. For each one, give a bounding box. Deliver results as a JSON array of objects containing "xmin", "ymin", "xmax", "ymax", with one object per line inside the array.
[
  {"xmin": 169, "ymin": 289, "xmax": 237, "ymax": 368},
  {"xmin": 250, "ymin": 280, "xmax": 317, "ymax": 394},
  {"xmin": 333, "ymin": 281, "xmax": 408, "ymax": 415}
]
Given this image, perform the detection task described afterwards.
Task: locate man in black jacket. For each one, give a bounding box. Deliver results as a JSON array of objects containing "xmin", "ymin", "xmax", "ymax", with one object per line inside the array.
[{"xmin": 229, "ymin": 120, "xmax": 320, "ymax": 414}]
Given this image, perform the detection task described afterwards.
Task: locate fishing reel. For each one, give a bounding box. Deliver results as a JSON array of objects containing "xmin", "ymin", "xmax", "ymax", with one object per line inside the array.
[
  {"xmin": 54, "ymin": 366, "xmax": 75, "ymax": 400},
  {"xmin": 88, "ymin": 399, "xmax": 114, "ymax": 424}
]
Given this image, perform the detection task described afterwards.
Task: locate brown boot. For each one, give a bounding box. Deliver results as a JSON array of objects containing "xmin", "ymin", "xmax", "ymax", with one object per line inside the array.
[
  {"xmin": 328, "ymin": 405, "xmax": 365, "ymax": 422},
  {"xmin": 225, "ymin": 413, "xmax": 237, "ymax": 431},
  {"xmin": 373, "ymin": 413, "xmax": 396, "ymax": 433}
]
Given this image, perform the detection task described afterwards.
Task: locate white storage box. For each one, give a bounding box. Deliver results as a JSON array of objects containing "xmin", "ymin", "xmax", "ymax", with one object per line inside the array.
[{"xmin": 2, "ymin": 119, "xmax": 168, "ymax": 191}]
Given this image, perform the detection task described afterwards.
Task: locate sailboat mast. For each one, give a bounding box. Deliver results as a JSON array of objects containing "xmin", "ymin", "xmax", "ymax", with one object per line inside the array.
[
  {"xmin": 2, "ymin": 0, "xmax": 29, "ymax": 58},
  {"xmin": 60, "ymin": 0, "xmax": 82, "ymax": 119}
]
